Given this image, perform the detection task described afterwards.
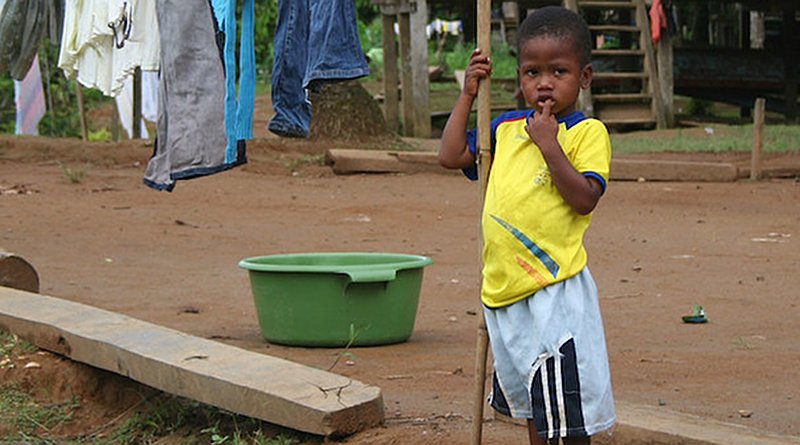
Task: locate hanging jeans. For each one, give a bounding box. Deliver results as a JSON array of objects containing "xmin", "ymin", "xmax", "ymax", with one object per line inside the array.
[{"xmin": 268, "ymin": 0, "xmax": 369, "ymax": 138}]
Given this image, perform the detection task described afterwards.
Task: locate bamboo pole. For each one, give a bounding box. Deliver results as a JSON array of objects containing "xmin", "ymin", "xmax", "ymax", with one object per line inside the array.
[
  {"xmin": 471, "ymin": 0, "xmax": 491, "ymax": 443},
  {"xmin": 751, "ymin": 97, "xmax": 765, "ymax": 181}
]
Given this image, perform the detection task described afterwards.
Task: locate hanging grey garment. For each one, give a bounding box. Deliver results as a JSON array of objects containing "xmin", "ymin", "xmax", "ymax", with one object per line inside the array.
[
  {"xmin": 144, "ymin": 0, "xmax": 246, "ymax": 192},
  {"xmin": 0, "ymin": 0, "xmax": 53, "ymax": 80}
]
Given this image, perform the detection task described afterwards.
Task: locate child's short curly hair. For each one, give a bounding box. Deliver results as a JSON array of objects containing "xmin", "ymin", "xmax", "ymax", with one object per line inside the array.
[{"xmin": 518, "ymin": 6, "xmax": 592, "ymax": 67}]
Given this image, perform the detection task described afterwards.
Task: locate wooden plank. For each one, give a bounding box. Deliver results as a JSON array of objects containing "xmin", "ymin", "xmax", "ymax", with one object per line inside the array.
[
  {"xmin": 579, "ymin": 1, "xmax": 636, "ymax": 8},
  {"xmin": 326, "ymin": 149, "xmax": 746, "ymax": 182},
  {"xmin": 593, "ymin": 72, "xmax": 648, "ymax": 80},
  {"xmin": 325, "ymin": 149, "xmax": 452, "ymax": 175},
  {"xmin": 593, "ymin": 49, "xmax": 645, "ymax": 56},
  {"xmin": 589, "ymin": 25, "xmax": 640, "ymax": 32},
  {"xmin": 0, "ymin": 288, "xmax": 384, "ymax": 437}
]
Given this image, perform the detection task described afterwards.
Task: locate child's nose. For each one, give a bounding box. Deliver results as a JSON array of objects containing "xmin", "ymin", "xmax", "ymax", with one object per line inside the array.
[{"xmin": 537, "ymin": 76, "xmax": 553, "ymax": 89}]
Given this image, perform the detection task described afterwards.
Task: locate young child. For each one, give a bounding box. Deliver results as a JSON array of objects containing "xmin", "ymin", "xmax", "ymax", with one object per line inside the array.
[{"xmin": 439, "ymin": 6, "xmax": 615, "ymax": 444}]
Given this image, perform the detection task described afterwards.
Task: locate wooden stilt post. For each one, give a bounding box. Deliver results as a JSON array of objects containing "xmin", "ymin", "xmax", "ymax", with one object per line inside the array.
[
  {"xmin": 75, "ymin": 82, "xmax": 88, "ymax": 141},
  {"xmin": 751, "ymin": 97, "xmax": 765, "ymax": 181},
  {"xmin": 381, "ymin": 12, "xmax": 399, "ymax": 133},
  {"xmin": 398, "ymin": 10, "xmax": 414, "ymax": 136},
  {"xmin": 132, "ymin": 67, "xmax": 142, "ymax": 139}
]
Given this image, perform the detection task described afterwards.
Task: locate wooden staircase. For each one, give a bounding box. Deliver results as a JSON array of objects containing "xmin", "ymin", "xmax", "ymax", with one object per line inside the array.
[{"xmin": 565, "ymin": 0, "xmax": 666, "ymax": 130}]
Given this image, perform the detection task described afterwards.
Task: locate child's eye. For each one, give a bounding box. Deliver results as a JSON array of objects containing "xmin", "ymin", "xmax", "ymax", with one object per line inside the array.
[
  {"xmin": 554, "ymin": 68, "xmax": 566, "ymax": 76},
  {"xmin": 526, "ymin": 69, "xmax": 538, "ymax": 76}
]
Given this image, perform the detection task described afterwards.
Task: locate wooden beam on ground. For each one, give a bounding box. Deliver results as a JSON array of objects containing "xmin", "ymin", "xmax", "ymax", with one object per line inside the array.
[
  {"xmin": 0, "ymin": 249, "xmax": 39, "ymax": 293},
  {"xmin": 610, "ymin": 159, "xmax": 739, "ymax": 182},
  {"xmin": 325, "ymin": 149, "xmax": 742, "ymax": 182},
  {"xmin": 0, "ymin": 287, "xmax": 384, "ymax": 438},
  {"xmin": 325, "ymin": 148, "xmax": 449, "ymax": 175}
]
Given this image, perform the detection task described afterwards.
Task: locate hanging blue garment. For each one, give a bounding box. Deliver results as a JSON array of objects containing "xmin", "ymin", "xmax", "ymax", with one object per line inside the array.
[
  {"xmin": 212, "ymin": 0, "xmax": 255, "ymax": 163},
  {"xmin": 144, "ymin": 0, "xmax": 254, "ymax": 192}
]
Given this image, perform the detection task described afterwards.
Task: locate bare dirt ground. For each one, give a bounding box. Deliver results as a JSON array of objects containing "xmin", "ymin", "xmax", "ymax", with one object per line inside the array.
[{"xmin": 1, "ymin": 118, "xmax": 799, "ymax": 443}]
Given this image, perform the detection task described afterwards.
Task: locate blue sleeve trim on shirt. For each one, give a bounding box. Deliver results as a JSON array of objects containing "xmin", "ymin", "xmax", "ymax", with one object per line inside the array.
[
  {"xmin": 463, "ymin": 110, "xmax": 531, "ymax": 181},
  {"xmin": 583, "ymin": 171, "xmax": 607, "ymax": 194}
]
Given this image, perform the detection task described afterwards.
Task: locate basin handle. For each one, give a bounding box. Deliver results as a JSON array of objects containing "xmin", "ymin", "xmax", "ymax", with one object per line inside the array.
[{"xmin": 344, "ymin": 267, "xmax": 398, "ymax": 283}]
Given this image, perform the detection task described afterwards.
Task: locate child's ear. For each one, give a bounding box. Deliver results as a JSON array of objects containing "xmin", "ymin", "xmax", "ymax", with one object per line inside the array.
[{"xmin": 580, "ymin": 63, "xmax": 593, "ymax": 90}]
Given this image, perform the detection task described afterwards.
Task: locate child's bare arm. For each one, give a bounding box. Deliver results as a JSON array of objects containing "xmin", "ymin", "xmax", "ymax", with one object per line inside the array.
[
  {"xmin": 439, "ymin": 49, "xmax": 491, "ymax": 170},
  {"xmin": 526, "ymin": 100, "xmax": 603, "ymax": 215}
]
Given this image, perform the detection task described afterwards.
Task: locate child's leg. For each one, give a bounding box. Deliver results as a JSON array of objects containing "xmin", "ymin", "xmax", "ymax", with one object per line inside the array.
[{"xmin": 527, "ymin": 421, "xmax": 590, "ymax": 445}]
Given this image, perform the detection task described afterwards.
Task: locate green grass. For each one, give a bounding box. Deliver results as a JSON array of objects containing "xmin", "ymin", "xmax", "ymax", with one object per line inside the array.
[
  {"xmin": 611, "ymin": 124, "xmax": 800, "ymax": 154},
  {"xmin": 0, "ymin": 384, "xmax": 80, "ymax": 441},
  {"xmin": 0, "ymin": 331, "xmax": 317, "ymax": 445}
]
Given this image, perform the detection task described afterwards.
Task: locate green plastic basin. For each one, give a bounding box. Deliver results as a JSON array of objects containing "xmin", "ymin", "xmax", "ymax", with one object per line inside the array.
[{"xmin": 238, "ymin": 252, "xmax": 433, "ymax": 347}]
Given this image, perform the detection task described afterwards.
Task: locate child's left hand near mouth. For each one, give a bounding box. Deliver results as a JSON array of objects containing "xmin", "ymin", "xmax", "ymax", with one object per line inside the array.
[{"xmin": 525, "ymin": 99, "xmax": 559, "ymax": 154}]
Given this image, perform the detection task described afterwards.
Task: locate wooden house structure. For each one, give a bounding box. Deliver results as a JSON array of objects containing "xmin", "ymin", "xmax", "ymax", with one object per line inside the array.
[{"xmin": 373, "ymin": 0, "xmax": 798, "ymax": 135}]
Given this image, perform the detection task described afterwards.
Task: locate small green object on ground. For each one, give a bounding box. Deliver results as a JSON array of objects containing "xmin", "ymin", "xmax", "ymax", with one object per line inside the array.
[
  {"xmin": 682, "ymin": 304, "xmax": 708, "ymax": 324},
  {"xmin": 239, "ymin": 252, "xmax": 432, "ymax": 347}
]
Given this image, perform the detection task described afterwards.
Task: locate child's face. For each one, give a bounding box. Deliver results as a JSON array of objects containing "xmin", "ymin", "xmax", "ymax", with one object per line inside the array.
[{"xmin": 518, "ymin": 35, "xmax": 592, "ymax": 119}]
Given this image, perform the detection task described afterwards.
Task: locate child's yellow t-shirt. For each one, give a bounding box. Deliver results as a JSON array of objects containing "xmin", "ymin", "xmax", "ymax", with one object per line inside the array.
[{"xmin": 465, "ymin": 110, "xmax": 611, "ymax": 308}]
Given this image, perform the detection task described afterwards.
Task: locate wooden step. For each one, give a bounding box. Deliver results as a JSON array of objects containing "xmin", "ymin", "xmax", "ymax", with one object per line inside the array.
[
  {"xmin": 593, "ymin": 49, "xmax": 645, "ymax": 56},
  {"xmin": 593, "ymin": 71, "xmax": 648, "ymax": 80},
  {"xmin": 578, "ymin": 1, "xmax": 636, "ymax": 8},
  {"xmin": 589, "ymin": 25, "xmax": 640, "ymax": 33},
  {"xmin": 592, "ymin": 93, "xmax": 653, "ymax": 102},
  {"xmin": 601, "ymin": 117, "xmax": 657, "ymax": 128}
]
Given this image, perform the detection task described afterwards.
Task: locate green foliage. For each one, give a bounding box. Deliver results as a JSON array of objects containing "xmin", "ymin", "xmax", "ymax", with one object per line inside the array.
[
  {"xmin": 687, "ymin": 98, "xmax": 714, "ymax": 116},
  {"xmin": 0, "ymin": 75, "xmax": 14, "ymax": 133},
  {"xmin": 0, "ymin": 42, "xmax": 113, "ymax": 137},
  {"xmin": 252, "ymin": 0, "xmax": 279, "ymax": 76},
  {"xmin": 439, "ymin": 42, "xmax": 517, "ymax": 79}
]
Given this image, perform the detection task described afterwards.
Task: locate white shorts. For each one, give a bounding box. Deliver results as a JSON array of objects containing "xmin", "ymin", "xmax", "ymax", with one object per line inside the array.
[{"xmin": 484, "ymin": 267, "xmax": 615, "ymax": 440}]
